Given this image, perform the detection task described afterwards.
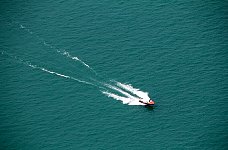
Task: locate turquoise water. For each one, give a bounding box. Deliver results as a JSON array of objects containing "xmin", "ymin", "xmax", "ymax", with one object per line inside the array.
[{"xmin": 1, "ymin": 1, "xmax": 228, "ymax": 149}]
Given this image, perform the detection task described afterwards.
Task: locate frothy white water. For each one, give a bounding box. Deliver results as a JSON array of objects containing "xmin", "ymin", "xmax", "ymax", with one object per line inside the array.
[
  {"xmin": 1, "ymin": 50, "xmax": 95, "ymax": 86},
  {"xmin": 27, "ymin": 63, "xmax": 95, "ymax": 86},
  {"xmin": 102, "ymin": 91, "xmax": 133, "ymax": 104},
  {"xmin": 102, "ymin": 82, "xmax": 151, "ymax": 106},
  {"xmin": 60, "ymin": 50, "xmax": 96, "ymax": 74},
  {"xmin": 3, "ymin": 21, "xmax": 153, "ymax": 106},
  {"xmin": 18, "ymin": 23, "xmax": 97, "ymax": 75},
  {"xmin": 55, "ymin": 49, "xmax": 97, "ymax": 75},
  {"xmin": 116, "ymin": 82, "xmax": 150, "ymax": 101},
  {"xmin": 104, "ymin": 84, "xmax": 138, "ymax": 100},
  {"xmin": 1, "ymin": 49, "xmax": 152, "ymax": 106},
  {"xmin": 102, "ymin": 90, "xmax": 145, "ymax": 106},
  {"xmin": 20, "ymin": 24, "xmax": 33, "ymax": 34}
]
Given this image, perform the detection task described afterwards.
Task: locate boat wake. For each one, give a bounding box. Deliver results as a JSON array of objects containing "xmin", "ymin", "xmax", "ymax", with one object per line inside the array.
[
  {"xmin": 1, "ymin": 50, "xmax": 95, "ymax": 86},
  {"xmin": 1, "ymin": 22, "xmax": 152, "ymax": 106},
  {"xmin": 19, "ymin": 24, "xmax": 97, "ymax": 75},
  {"xmin": 102, "ymin": 82, "xmax": 150, "ymax": 105}
]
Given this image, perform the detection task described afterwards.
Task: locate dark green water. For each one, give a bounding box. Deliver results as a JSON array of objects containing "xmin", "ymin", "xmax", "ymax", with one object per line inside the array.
[{"xmin": 0, "ymin": 1, "xmax": 228, "ymax": 149}]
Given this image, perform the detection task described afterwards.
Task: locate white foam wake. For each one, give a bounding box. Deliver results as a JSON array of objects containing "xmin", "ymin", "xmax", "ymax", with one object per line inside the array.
[
  {"xmin": 18, "ymin": 24, "xmax": 97, "ymax": 75},
  {"xmin": 20, "ymin": 24, "xmax": 33, "ymax": 34},
  {"xmin": 27, "ymin": 63, "xmax": 95, "ymax": 86},
  {"xmin": 116, "ymin": 82, "xmax": 150, "ymax": 101},
  {"xmin": 102, "ymin": 91, "xmax": 133, "ymax": 105},
  {"xmin": 102, "ymin": 82, "xmax": 151, "ymax": 105},
  {"xmin": 3, "ymin": 21, "xmax": 153, "ymax": 106},
  {"xmin": 1, "ymin": 50, "xmax": 95, "ymax": 86},
  {"xmin": 59, "ymin": 50, "xmax": 96, "ymax": 73},
  {"xmin": 104, "ymin": 84, "xmax": 138, "ymax": 100},
  {"xmin": 1, "ymin": 50, "xmax": 152, "ymax": 106}
]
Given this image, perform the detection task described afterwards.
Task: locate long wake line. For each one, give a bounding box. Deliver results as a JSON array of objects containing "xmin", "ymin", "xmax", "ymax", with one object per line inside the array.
[
  {"xmin": 2, "ymin": 21, "xmax": 153, "ymax": 106},
  {"xmin": 18, "ymin": 23, "xmax": 97, "ymax": 75},
  {"xmin": 2, "ymin": 49, "xmax": 151, "ymax": 105},
  {"xmin": 1, "ymin": 51, "xmax": 95, "ymax": 86}
]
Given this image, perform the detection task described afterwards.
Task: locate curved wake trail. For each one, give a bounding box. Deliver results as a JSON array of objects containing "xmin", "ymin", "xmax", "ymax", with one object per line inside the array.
[
  {"xmin": 29, "ymin": 64, "xmax": 94, "ymax": 86},
  {"xmin": 1, "ymin": 50, "xmax": 151, "ymax": 106},
  {"xmin": 104, "ymin": 84, "xmax": 138, "ymax": 100},
  {"xmin": 57, "ymin": 49, "xmax": 97, "ymax": 75},
  {"xmin": 101, "ymin": 82, "xmax": 150, "ymax": 105},
  {"xmin": 116, "ymin": 82, "xmax": 150, "ymax": 101},
  {"xmin": 3, "ymin": 21, "xmax": 153, "ymax": 106},
  {"xmin": 102, "ymin": 91, "xmax": 133, "ymax": 105},
  {"xmin": 1, "ymin": 51, "xmax": 96, "ymax": 87},
  {"xmin": 18, "ymin": 23, "xmax": 97, "ymax": 75}
]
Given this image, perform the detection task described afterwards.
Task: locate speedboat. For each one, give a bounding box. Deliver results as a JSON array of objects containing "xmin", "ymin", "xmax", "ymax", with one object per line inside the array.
[{"xmin": 139, "ymin": 99, "xmax": 155, "ymax": 106}]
